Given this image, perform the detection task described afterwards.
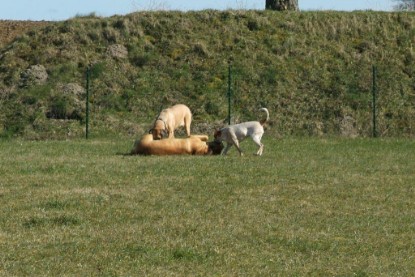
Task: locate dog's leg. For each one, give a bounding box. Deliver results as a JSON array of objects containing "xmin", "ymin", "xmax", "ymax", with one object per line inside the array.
[
  {"xmin": 167, "ymin": 127, "xmax": 175, "ymax": 139},
  {"xmin": 252, "ymin": 135, "xmax": 264, "ymax": 156},
  {"xmin": 256, "ymin": 144, "xmax": 264, "ymax": 156},
  {"xmin": 222, "ymin": 143, "xmax": 233, "ymax": 155},
  {"xmin": 234, "ymin": 142, "xmax": 244, "ymax": 156},
  {"xmin": 231, "ymin": 136, "xmax": 244, "ymax": 156},
  {"xmin": 185, "ymin": 115, "xmax": 191, "ymax": 137}
]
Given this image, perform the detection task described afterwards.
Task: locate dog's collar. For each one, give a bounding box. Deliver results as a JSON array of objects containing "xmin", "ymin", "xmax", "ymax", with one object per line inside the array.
[
  {"xmin": 156, "ymin": 118, "xmax": 169, "ymax": 139},
  {"xmin": 149, "ymin": 118, "xmax": 168, "ymax": 136},
  {"xmin": 156, "ymin": 118, "xmax": 168, "ymax": 130}
]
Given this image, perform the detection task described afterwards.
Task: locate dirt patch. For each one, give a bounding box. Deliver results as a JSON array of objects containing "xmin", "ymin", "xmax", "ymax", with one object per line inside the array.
[{"xmin": 0, "ymin": 20, "xmax": 50, "ymax": 48}]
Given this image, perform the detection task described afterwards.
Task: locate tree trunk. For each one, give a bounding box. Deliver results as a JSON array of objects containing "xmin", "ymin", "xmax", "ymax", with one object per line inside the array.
[
  {"xmin": 393, "ymin": 0, "xmax": 415, "ymax": 11},
  {"xmin": 265, "ymin": 0, "xmax": 299, "ymax": 11}
]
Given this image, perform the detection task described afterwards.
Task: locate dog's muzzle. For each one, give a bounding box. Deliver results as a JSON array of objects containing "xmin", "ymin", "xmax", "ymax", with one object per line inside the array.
[{"xmin": 149, "ymin": 128, "xmax": 168, "ymax": 140}]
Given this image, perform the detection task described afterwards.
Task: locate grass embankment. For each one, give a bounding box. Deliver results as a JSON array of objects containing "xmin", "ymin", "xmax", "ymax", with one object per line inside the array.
[
  {"xmin": 0, "ymin": 21, "xmax": 49, "ymax": 48},
  {"xmin": 0, "ymin": 11, "xmax": 414, "ymax": 138},
  {"xmin": 1, "ymin": 137, "xmax": 414, "ymax": 275}
]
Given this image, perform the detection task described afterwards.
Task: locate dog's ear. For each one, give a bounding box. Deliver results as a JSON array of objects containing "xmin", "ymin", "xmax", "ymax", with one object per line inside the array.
[
  {"xmin": 214, "ymin": 129, "xmax": 221, "ymax": 138},
  {"xmin": 161, "ymin": 129, "xmax": 168, "ymax": 138}
]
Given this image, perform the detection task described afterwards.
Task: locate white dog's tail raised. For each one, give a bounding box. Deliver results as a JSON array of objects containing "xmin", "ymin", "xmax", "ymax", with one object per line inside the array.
[{"xmin": 259, "ymin": 108, "xmax": 269, "ymax": 126}]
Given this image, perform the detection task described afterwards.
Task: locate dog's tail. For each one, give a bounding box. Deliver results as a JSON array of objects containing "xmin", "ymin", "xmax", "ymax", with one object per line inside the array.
[{"xmin": 259, "ymin": 108, "xmax": 269, "ymax": 126}]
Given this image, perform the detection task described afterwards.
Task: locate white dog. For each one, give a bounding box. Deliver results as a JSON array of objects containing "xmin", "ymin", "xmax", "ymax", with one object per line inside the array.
[{"xmin": 214, "ymin": 108, "xmax": 269, "ymax": 156}]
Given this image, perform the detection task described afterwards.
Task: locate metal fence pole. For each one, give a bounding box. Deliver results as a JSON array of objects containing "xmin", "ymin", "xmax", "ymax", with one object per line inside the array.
[
  {"xmin": 372, "ymin": 65, "xmax": 377, "ymax": 138},
  {"xmin": 227, "ymin": 61, "xmax": 232, "ymax": 125},
  {"xmin": 86, "ymin": 66, "xmax": 90, "ymax": 139}
]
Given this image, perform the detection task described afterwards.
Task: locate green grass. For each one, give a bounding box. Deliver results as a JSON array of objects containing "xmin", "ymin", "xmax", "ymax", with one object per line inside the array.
[{"xmin": 0, "ymin": 136, "xmax": 414, "ymax": 276}]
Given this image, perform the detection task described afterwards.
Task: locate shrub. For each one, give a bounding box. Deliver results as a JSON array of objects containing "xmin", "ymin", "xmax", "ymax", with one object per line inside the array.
[{"xmin": 46, "ymin": 93, "xmax": 83, "ymax": 120}]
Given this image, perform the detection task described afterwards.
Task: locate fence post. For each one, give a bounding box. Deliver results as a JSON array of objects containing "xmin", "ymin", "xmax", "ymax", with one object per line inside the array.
[
  {"xmin": 227, "ymin": 60, "xmax": 232, "ymax": 125},
  {"xmin": 85, "ymin": 66, "xmax": 90, "ymax": 139},
  {"xmin": 372, "ymin": 65, "xmax": 377, "ymax": 138}
]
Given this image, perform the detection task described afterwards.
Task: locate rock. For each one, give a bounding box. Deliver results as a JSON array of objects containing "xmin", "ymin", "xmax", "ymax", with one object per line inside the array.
[
  {"xmin": 46, "ymin": 83, "xmax": 85, "ymax": 120},
  {"xmin": 106, "ymin": 44, "xmax": 128, "ymax": 59},
  {"xmin": 59, "ymin": 83, "xmax": 85, "ymax": 97},
  {"xmin": 340, "ymin": 115, "xmax": 358, "ymax": 138},
  {"xmin": 20, "ymin": 64, "xmax": 48, "ymax": 87}
]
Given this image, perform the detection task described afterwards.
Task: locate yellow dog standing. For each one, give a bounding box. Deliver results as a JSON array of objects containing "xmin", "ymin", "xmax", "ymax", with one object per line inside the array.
[{"xmin": 151, "ymin": 104, "xmax": 192, "ymax": 140}]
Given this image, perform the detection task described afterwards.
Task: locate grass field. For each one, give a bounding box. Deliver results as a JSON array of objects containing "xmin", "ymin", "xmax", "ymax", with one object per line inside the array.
[{"xmin": 0, "ymin": 136, "xmax": 414, "ymax": 276}]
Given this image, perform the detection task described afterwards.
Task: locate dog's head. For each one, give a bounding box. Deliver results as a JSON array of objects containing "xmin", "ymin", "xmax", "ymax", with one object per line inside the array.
[
  {"xmin": 213, "ymin": 129, "xmax": 222, "ymax": 141},
  {"xmin": 150, "ymin": 119, "xmax": 168, "ymax": 140},
  {"xmin": 130, "ymin": 134, "xmax": 153, "ymax": 155},
  {"xmin": 207, "ymin": 140, "xmax": 224, "ymax": 155},
  {"xmin": 151, "ymin": 128, "xmax": 167, "ymax": 140}
]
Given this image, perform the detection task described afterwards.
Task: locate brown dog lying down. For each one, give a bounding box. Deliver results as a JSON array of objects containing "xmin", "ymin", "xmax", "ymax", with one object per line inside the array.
[{"xmin": 130, "ymin": 134, "xmax": 224, "ymax": 156}]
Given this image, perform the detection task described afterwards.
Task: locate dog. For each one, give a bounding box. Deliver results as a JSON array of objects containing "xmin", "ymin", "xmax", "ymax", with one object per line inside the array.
[
  {"xmin": 130, "ymin": 134, "xmax": 224, "ymax": 156},
  {"xmin": 151, "ymin": 104, "xmax": 192, "ymax": 140},
  {"xmin": 214, "ymin": 108, "xmax": 269, "ymax": 156}
]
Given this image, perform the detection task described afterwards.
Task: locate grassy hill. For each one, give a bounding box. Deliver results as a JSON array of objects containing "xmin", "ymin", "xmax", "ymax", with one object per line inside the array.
[
  {"xmin": 0, "ymin": 11, "xmax": 414, "ymax": 139},
  {"xmin": 0, "ymin": 20, "xmax": 49, "ymax": 48}
]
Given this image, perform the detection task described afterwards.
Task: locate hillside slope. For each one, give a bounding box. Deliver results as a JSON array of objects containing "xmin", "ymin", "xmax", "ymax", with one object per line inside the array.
[
  {"xmin": 0, "ymin": 11, "xmax": 414, "ymax": 139},
  {"xmin": 0, "ymin": 20, "xmax": 49, "ymax": 48}
]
